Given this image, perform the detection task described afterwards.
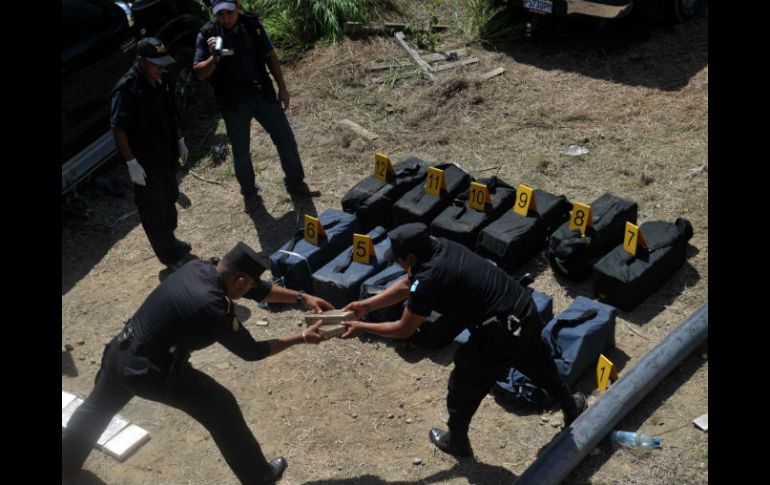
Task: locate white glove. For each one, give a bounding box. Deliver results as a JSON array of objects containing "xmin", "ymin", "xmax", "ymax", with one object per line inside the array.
[
  {"xmin": 178, "ymin": 137, "xmax": 189, "ymax": 166},
  {"xmin": 126, "ymin": 159, "xmax": 146, "ymax": 186}
]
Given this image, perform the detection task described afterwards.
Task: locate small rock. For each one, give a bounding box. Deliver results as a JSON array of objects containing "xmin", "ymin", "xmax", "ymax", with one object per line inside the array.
[
  {"xmin": 77, "ymin": 340, "xmax": 85, "ymax": 346},
  {"xmin": 415, "ymin": 376, "xmax": 421, "ymax": 381},
  {"xmin": 388, "ymin": 413, "xmax": 395, "ymax": 419},
  {"xmin": 351, "ymin": 412, "xmax": 358, "ymax": 419},
  {"xmin": 425, "ymin": 397, "xmax": 432, "ymax": 403},
  {"xmin": 551, "ymin": 422, "xmax": 561, "ymax": 428},
  {"xmin": 499, "ymin": 442, "xmax": 506, "ymax": 449},
  {"xmin": 406, "ymin": 418, "xmax": 413, "ymax": 424},
  {"xmin": 399, "ymin": 402, "xmax": 405, "ymax": 408},
  {"xmin": 268, "ymin": 389, "xmax": 272, "ymax": 395},
  {"xmin": 539, "ymin": 422, "xmax": 545, "ymax": 426},
  {"xmin": 375, "ymin": 344, "xmax": 380, "ymax": 349},
  {"xmin": 255, "ymin": 318, "xmax": 269, "ymax": 327},
  {"xmin": 78, "ymin": 356, "xmax": 86, "ymax": 361},
  {"xmin": 337, "ymin": 465, "xmax": 343, "ymax": 470},
  {"xmin": 90, "ymin": 359, "xmax": 97, "ymax": 364},
  {"xmin": 64, "ymin": 344, "xmax": 74, "ymax": 352},
  {"xmin": 541, "ymin": 416, "xmax": 550, "ymax": 423},
  {"xmin": 146, "ymin": 466, "xmax": 152, "ymax": 471},
  {"xmin": 412, "ymin": 458, "xmax": 422, "ymax": 466}
]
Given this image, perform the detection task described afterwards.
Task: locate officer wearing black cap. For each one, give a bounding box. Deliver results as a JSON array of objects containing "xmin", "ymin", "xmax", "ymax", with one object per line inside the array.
[
  {"xmin": 340, "ymin": 223, "xmax": 587, "ymax": 458},
  {"xmin": 62, "ymin": 241, "xmax": 334, "ymax": 485},
  {"xmin": 112, "ymin": 37, "xmax": 192, "ymax": 273}
]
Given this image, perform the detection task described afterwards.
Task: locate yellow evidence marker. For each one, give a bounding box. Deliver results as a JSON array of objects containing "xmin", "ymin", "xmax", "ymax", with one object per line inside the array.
[
  {"xmin": 352, "ymin": 233, "xmax": 375, "ymax": 264},
  {"xmin": 374, "ymin": 152, "xmax": 395, "ymax": 181},
  {"xmin": 513, "ymin": 184, "xmax": 537, "ymax": 217},
  {"xmin": 569, "ymin": 201, "xmax": 593, "ymax": 236},
  {"xmin": 425, "ymin": 166, "xmax": 447, "ymax": 197},
  {"xmin": 468, "ymin": 181, "xmax": 491, "ymax": 212},
  {"xmin": 304, "ymin": 214, "xmax": 326, "ymax": 245},
  {"xmin": 623, "ymin": 221, "xmax": 648, "ymax": 256},
  {"xmin": 596, "ymin": 353, "xmax": 619, "ymax": 391}
]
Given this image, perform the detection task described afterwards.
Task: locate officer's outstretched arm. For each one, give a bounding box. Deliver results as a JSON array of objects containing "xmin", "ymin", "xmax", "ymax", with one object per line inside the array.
[
  {"xmin": 340, "ymin": 308, "xmax": 425, "ymax": 340},
  {"xmin": 343, "ymin": 276, "xmax": 410, "ymax": 319}
]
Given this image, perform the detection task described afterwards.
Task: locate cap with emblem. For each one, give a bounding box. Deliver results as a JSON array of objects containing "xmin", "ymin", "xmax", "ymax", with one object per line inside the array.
[
  {"xmin": 137, "ymin": 37, "xmax": 176, "ymax": 67},
  {"xmin": 222, "ymin": 242, "xmax": 267, "ymax": 280},
  {"xmin": 384, "ymin": 223, "xmax": 433, "ymax": 263}
]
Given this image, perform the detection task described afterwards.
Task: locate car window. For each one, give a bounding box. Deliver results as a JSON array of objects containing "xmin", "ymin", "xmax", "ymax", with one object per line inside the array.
[{"xmin": 62, "ymin": 0, "xmax": 127, "ymax": 51}]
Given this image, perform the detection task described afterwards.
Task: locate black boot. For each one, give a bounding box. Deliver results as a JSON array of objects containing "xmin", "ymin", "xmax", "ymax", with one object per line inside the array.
[
  {"xmin": 264, "ymin": 456, "xmax": 287, "ymax": 483},
  {"xmin": 428, "ymin": 428, "xmax": 473, "ymax": 457},
  {"xmin": 562, "ymin": 392, "xmax": 587, "ymax": 426}
]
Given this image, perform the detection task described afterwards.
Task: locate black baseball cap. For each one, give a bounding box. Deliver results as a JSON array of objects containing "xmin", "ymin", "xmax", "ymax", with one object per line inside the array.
[
  {"xmin": 137, "ymin": 37, "xmax": 176, "ymax": 67},
  {"xmin": 384, "ymin": 223, "xmax": 433, "ymax": 263},
  {"xmin": 223, "ymin": 242, "xmax": 267, "ymax": 280}
]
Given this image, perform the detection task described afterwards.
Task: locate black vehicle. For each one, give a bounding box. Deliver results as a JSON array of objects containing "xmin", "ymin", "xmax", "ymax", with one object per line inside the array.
[
  {"xmin": 62, "ymin": 0, "xmax": 207, "ymax": 194},
  {"xmin": 504, "ymin": 0, "xmax": 698, "ymax": 27}
]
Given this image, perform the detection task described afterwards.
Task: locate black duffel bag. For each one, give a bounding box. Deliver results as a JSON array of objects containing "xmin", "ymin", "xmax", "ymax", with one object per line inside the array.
[
  {"xmin": 547, "ymin": 192, "xmax": 638, "ymax": 281},
  {"xmin": 592, "ymin": 218, "xmax": 694, "ymax": 311},
  {"xmin": 392, "ymin": 163, "xmax": 472, "ymax": 227},
  {"xmin": 341, "ymin": 157, "xmax": 428, "ymax": 231},
  {"xmin": 429, "ymin": 176, "xmax": 517, "ymax": 249},
  {"xmin": 476, "ymin": 189, "xmax": 571, "ymax": 274}
]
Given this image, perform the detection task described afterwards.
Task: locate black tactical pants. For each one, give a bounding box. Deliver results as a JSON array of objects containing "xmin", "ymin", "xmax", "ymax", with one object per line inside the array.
[
  {"xmin": 134, "ymin": 164, "xmax": 184, "ymax": 266},
  {"xmin": 62, "ymin": 337, "xmax": 275, "ymax": 484},
  {"xmin": 445, "ymin": 301, "xmax": 573, "ymax": 437}
]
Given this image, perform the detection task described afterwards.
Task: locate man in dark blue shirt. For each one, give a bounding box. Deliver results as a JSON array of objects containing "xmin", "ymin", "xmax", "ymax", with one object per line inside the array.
[
  {"xmin": 62, "ymin": 242, "xmax": 333, "ymax": 484},
  {"xmin": 341, "ymin": 223, "xmax": 587, "ymax": 458},
  {"xmin": 193, "ymin": 1, "xmax": 318, "ymax": 214}
]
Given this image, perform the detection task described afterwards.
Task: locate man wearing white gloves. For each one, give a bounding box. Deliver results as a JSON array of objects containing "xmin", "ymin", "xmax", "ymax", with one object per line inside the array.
[{"xmin": 112, "ymin": 37, "xmax": 193, "ymax": 272}]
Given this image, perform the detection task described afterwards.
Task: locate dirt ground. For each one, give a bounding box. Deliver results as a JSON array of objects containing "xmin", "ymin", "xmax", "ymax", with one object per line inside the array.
[{"xmin": 62, "ymin": 7, "xmax": 708, "ymax": 485}]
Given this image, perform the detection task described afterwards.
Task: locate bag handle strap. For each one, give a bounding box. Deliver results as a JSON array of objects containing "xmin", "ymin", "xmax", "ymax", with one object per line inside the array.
[{"xmin": 547, "ymin": 308, "xmax": 598, "ymax": 357}]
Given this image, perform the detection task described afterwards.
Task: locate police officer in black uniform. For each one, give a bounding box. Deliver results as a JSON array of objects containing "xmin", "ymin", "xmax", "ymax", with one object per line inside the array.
[
  {"xmin": 62, "ymin": 242, "xmax": 334, "ymax": 484},
  {"xmin": 112, "ymin": 37, "xmax": 192, "ymax": 272},
  {"xmin": 341, "ymin": 223, "xmax": 587, "ymax": 458}
]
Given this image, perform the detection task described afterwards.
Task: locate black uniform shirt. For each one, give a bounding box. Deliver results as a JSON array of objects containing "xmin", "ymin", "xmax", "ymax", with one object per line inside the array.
[
  {"xmin": 111, "ymin": 64, "xmax": 174, "ymax": 144},
  {"xmin": 129, "ymin": 259, "xmax": 273, "ymax": 361},
  {"xmin": 406, "ymin": 237, "xmax": 525, "ymax": 325}
]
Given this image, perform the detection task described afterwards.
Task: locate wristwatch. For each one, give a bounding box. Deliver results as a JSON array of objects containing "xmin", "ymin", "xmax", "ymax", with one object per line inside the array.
[{"xmin": 295, "ymin": 290, "xmax": 305, "ymax": 304}]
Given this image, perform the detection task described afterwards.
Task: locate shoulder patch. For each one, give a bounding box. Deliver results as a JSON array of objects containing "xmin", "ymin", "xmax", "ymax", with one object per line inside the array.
[{"xmin": 410, "ymin": 280, "xmax": 420, "ymax": 293}]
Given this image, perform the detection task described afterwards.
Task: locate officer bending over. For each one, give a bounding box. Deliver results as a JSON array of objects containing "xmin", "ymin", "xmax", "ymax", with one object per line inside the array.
[
  {"xmin": 62, "ymin": 241, "xmax": 333, "ymax": 484},
  {"xmin": 340, "ymin": 223, "xmax": 587, "ymax": 458}
]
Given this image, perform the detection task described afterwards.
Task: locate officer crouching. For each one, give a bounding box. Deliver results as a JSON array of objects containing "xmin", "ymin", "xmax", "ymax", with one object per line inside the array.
[
  {"xmin": 340, "ymin": 223, "xmax": 587, "ymax": 458},
  {"xmin": 62, "ymin": 241, "xmax": 334, "ymax": 484}
]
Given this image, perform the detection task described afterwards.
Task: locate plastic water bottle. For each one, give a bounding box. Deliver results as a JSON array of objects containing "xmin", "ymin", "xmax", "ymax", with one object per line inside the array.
[{"xmin": 610, "ymin": 430, "xmax": 661, "ymax": 448}]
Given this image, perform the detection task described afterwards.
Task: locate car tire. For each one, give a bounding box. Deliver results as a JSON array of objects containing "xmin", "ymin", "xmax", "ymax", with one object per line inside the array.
[{"xmin": 167, "ymin": 44, "xmax": 195, "ymax": 113}]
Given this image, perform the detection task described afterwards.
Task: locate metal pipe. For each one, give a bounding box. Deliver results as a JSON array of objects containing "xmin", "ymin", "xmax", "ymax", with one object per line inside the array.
[{"xmin": 515, "ymin": 302, "xmax": 708, "ymax": 485}]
